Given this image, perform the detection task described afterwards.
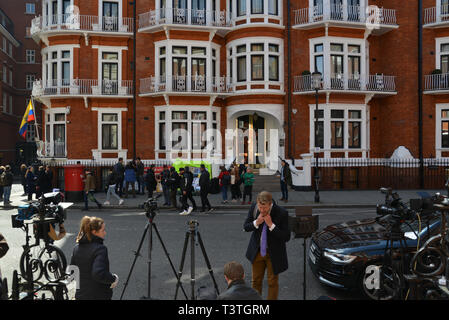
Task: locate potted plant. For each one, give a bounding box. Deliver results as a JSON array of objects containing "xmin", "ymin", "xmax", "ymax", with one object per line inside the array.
[
  {"xmin": 302, "ymin": 70, "xmax": 311, "ymax": 76},
  {"xmin": 431, "ymin": 69, "xmax": 442, "ymax": 75},
  {"xmin": 431, "ymin": 69, "xmax": 444, "ymax": 90}
]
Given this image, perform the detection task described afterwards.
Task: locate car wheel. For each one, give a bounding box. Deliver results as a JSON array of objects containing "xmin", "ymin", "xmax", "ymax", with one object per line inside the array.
[{"xmin": 360, "ymin": 262, "xmax": 402, "ymax": 300}]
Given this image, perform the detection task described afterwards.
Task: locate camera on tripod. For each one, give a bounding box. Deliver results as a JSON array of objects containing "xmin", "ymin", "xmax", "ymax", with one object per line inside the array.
[{"xmin": 143, "ymin": 198, "xmax": 158, "ymax": 219}]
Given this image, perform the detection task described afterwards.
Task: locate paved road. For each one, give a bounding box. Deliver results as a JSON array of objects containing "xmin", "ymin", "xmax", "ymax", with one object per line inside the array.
[{"xmin": 0, "ymin": 205, "xmax": 378, "ymax": 300}]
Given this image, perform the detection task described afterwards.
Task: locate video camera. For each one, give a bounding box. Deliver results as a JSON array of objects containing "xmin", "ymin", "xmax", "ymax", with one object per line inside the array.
[
  {"xmin": 141, "ymin": 194, "xmax": 162, "ymax": 219},
  {"xmin": 376, "ymin": 188, "xmax": 416, "ymax": 223}
]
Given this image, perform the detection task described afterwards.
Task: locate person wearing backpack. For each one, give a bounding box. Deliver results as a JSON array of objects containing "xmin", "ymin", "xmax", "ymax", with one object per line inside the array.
[
  {"xmin": 2, "ymin": 165, "xmax": 13, "ymax": 206},
  {"xmin": 241, "ymin": 167, "xmax": 255, "ymax": 205},
  {"xmin": 218, "ymin": 166, "xmax": 231, "ymax": 204}
]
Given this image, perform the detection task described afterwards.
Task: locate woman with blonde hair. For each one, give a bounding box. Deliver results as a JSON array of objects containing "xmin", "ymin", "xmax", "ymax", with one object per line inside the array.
[{"xmin": 70, "ymin": 216, "xmax": 118, "ymax": 300}]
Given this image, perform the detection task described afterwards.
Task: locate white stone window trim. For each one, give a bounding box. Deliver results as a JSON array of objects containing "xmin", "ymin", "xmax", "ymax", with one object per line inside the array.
[
  {"xmin": 154, "ymin": 105, "xmax": 221, "ymax": 157},
  {"xmin": 42, "ymin": 45, "xmax": 79, "ymax": 86},
  {"xmin": 44, "ymin": 107, "xmax": 68, "ymax": 157},
  {"xmin": 154, "ymin": 40, "xmax": 221, "ymax": 86},
  {"xmin": 309, "ymin": 103, "xmax": 369, "ymax": 158},
  {"xmin": 435, "ymin": 37, "xmax": 449, "ymax": 70},
  {"xmin": 92, "ymin": 107, "xmax": 127, "ymax": 153},
  {"xmin": 26, "ymin": 49, "xmax": 36, "ymax": 64},
  {"xmin": 227, "ymin": 37, "xmax": 283, "ymax": 91},
  {"xmin": 309, "ymin": 36, "xmax": 368, "ymax": 86},
  {"xmin": 436, "ymin": 103, "xmax": 449, "ymax": 158},
  {"xmin": 229, "ymin": 0, "xmax": 283, "ymax": 25},
  {"xmin": 94, "ymin": 46, "xmax": 128, "ymax": 87}
]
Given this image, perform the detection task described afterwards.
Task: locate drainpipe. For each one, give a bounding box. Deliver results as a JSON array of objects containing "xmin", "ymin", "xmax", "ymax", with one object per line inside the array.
[
  {"xmin": 418, "ymin": 0, "xmax": 424, "ymax": 188},
  {"xmin": 287, "ymin": 0, "xmax": 293, "ymax": 161},
  {"xmin": 132, "ymin": 0, "xmax": 137, "ymax": 160}
]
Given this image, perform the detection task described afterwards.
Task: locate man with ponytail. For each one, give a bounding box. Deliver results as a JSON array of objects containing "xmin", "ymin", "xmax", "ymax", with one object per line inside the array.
[{"xmin": 70, "ymin": 216, "xmax": 118, "ymax": 300}]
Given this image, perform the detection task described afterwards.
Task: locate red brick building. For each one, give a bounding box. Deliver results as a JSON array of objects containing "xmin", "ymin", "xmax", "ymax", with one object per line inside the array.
[
  {"xmin": 29, "ymin": 0, "xmax": 448, "ymax": 187},
  {"xmin": 0, "ymin": 1, "xmax": 42, "ymax": 166}
]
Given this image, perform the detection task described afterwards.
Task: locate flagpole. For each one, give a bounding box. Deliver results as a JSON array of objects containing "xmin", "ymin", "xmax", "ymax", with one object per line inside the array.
[{"xmin": 30, "ymin": 96, "xmax": 40, "ymax": 141}]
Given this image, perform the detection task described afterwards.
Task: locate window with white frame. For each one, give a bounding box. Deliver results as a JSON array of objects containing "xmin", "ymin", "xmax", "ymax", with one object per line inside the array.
[
  {"xmin": 309, "ymin": 37, "xmax": 366, "ymax": 86},
  {"xmin": 234, "ymin": 0, "xmax": 280, "ymax": 17},
  {"xmin": 155, "ymin": 41, "xmax": 220, "ymax": 91},
  {"xmin": 26, "ymin": 50, "xmax": 35, "ymax": 63},
  {"xmin": 45, "ymin": 110, "xmax": 67, "ymax": 157},
  {"xmin": 8, "ymin": 42, "xmax": 12, "ymax": 57},
  {"xmin": 2, "ymin": 65, "xmax": 6, "ymax": 83},
  {"xmin": 310, "ymin": 105, "xmax": 366, "ymax": 153},
  {"xmin": 2, "ymin": 38, "xmax": 6, "ymax": 52},
  {"xmin": 43, "ymin": 47, "xmax": 73, "ymax": 87},
  {"xmin": 228, "ymin": 38, "xmax": 283, "ymax": 85},
  {"xmin": 9, "ymin": 68, "xmax": 12, "ymax": 86},
  {"xmin": 436, "ymin": 38, "xmax": 449, "ymax": 73},
  {"xmin": 156, "ymin": 107, "xmax": 220, "ymax": 153},
  {"xmin": 8, "ymin": 95, "xmax": 12, "ymax": 114},
  {"xmin": 101, "ymin": 113, "xmax": 119, "ymax": 150},
  {"xmin": 26, "ymin": 74, "xmax": 36, "ymax": 90},
  {"xmin": 26, "ymin": 3, "xmax": 36, "ymax": 14},
  {"xmin": 436, "ymin": 105, "xmax": 449, "ymax": 154}
]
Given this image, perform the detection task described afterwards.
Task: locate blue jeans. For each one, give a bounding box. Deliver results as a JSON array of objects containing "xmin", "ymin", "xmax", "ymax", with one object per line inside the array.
[
  {"xmin": 280, "ymin": 180, "xmax": 288, "ymax": 200},
  {"xmin": 162, "ymin": 184, "xmax": 170, "ymax": 205},
  {"xmin": 137, "ymin": 176, "xmax": 145, "ymax": 194},
  {"xmin": 3, "ymin": 186, "xmax": 11, "ymax": 203},
  {"xmin": 221, "ymin": 185, "xmax": 228, "ymax": 201}
]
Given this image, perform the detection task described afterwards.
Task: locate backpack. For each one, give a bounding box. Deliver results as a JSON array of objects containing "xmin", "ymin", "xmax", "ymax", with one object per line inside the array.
[{"xmin": 222, "ymin": 173, "xmax": 231, "ymax": 186}]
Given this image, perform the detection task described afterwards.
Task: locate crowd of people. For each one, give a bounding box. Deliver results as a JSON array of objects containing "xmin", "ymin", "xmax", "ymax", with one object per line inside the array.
[{"xmin": 0, "ymin": 164, "xmax": 55, "ymax": 206}]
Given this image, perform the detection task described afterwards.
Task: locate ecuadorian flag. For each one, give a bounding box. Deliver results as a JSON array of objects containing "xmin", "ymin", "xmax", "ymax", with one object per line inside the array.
[{"xmin": 19, "ymin": 100, "xmax": 36, "ymax": 138}]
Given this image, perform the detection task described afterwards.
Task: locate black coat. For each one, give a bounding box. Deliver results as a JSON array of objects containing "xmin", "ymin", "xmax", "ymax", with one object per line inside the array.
[
  {"xmin": 168, "ymin": 171, "xmax": 180, "ymax": 191},
  {"xmin": 199, "ymin": 170, "xmax": 210, "ymax": 192},
  {"xmin": 180, "ymin": 171, "xmax": 194, "ymax": 192},
  {"xmin": 243, "ymin": 201, "xmax": 290, "ymax": 275},
  {"xmin": 217, "ymin": 279, "xmax": 262, "ymax": 300},
  {"xmin": 114, "ymin": 162, "xmax": 125, "ymax": 179},
  {"xmin": 145, "ymin": 170, "xmax": 157, "ymax": 190},
  {"xmin": 70, "ymin": 235, "xmax": 116, "ymax": 300}
]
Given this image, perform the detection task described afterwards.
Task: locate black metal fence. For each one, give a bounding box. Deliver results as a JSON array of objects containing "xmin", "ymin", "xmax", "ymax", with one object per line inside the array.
[{"xmin": 313, "ymin": 158, "xmax": 449, "ymax": 190}]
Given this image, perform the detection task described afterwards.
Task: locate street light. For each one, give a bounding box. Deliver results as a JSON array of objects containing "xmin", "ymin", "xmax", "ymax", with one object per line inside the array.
[{"xmin": 312, "ymin": 71, "xmax": 322, "ymax": 203}]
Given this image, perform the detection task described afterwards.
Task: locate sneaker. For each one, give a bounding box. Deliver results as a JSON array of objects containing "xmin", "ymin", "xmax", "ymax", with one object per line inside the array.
[
  {"xmin": 207, "ymin": 208, "xmax": 214, "ymax": 213},
  {"xmin": 119, "ymin": 199, "xmax": 124, "ymax": 205},
  {"xmin": 103, "ymin": 201, "xmax": 110, "ymax": 205},
  {"xmin": 186, "ymin": 207, "xmax": 193, "ymax": 215},
  {"xmin": 179, "ymin": 210, "xmax": 188, "ymax": 215}
]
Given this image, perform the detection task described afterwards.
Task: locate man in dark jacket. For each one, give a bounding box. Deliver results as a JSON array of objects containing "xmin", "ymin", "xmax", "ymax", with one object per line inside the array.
[
  {"xmin": 113, "ymin": 158, "xmax": 125, "ymax": 197},
  {"xmin": 144, "ymin": 165, "xmax": 157, "ymax": 199},
  {"xmin": 243, "ymin": 191, "xmax": 290, "ymax": 300},
  {"xmin": 279, "ymin": 160, "xmax": 292, "ymax": 203},
  {"xmin": 179, "ymin": 167, "xmax": 197, "ymax": 215},
  {"xmin": 218, "ymin": 261, "xmax": 261, "ymax": 300},
  {"xmin": 168, "ymin": 167, "xmax": 179, "ymax": 209},
  {"xmin": 135, "ymin": 157, "xmax": 145, "ymax": 195},
  {"xmin": 2, "ymin": 165, "xmax": 13, "ymax": 206},
  {"xmin": 199, "ymin": 164, "xmax": 212, "ymax": 213},
  {"xmin": 161, "ymin": 165, "xmax": 171, "ymax": 206},
  {"xmin": 42, "ymin": 166, "xmax": 54, "ymax": 194}
]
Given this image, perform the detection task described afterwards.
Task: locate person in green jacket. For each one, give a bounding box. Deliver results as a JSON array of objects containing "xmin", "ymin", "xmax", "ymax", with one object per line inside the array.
[{"xmin": 241, "ymin": 168, "xmax": 255, "ymax": 204}]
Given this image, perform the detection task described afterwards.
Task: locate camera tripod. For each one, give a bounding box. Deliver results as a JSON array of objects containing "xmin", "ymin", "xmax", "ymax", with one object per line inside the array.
[
  {"xmin": 120, "ymin": 205, "xmax": 188, "ymax": 300},
  {"xmin": 174, "ymin": 220, "xmax": 220, "ymax": 300},
  {"xmin": 379, "ymin": 220, "xmax": 410, "ymax": 300}
]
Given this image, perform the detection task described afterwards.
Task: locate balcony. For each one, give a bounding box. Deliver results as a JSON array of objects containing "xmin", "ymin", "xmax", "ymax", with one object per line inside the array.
[
  {"xmin": 30, "ymin": 14, "xmax": 134, "ymax": 45},
  {"xmin": 140, "ymin": 75, "xmax": 232, "ymax": 97},
  {"xmin": 138, "ymin": 8, "xmax": 231, "ymax": 35},
  {"xmin": 294, "ymin": 74, "xmax": 396, "ymax": 98},
  {"xmin": 293, "ymin": 4, "xmax": 397, "ymax": 35},
  {"xmin": 424, "ymin": 73, "xmax": 449, "ymax": 94},
  {"xmin": 37, "ymin": 141, "xmax": 67, "ymax": 159},
  {"xmin": 33, "ymin": 79, "xmax": 133, "ymax": 105},
  {"xmin": 424, "ymin": 5, "xmax": 449, "ymax": 28}
]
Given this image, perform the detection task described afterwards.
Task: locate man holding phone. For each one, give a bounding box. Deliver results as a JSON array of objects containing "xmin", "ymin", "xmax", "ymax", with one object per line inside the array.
[{"xmin": 243, "ymin": 191, "xmax": 290, "ymax": 300}]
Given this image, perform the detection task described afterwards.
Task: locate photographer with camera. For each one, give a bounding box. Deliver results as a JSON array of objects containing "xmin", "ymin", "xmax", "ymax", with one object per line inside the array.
[{"xmin": 70, "ymin": 216, "xmax": 118, "ymax": 300}]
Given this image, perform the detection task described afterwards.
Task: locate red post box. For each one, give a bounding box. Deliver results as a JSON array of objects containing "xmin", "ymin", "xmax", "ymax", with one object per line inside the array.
[{"xmin": 64, "ymin": 165, "xmax": 85, "ymax": 202}]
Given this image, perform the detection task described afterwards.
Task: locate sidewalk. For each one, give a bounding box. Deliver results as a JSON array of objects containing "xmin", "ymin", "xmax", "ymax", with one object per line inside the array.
[{"xmin": 0, "ymin": 183, "xmax": 446, "ymax": 211}]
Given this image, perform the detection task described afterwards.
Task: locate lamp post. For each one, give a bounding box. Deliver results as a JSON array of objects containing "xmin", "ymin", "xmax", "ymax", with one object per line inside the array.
[{"xmin": 312, "ymin": 71, "xmax": 322, "ymax": 203}]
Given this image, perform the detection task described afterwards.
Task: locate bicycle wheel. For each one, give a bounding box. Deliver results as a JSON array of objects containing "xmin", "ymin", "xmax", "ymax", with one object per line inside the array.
[
  {"xmin": 19, "ymin": 245, "xmax": 44, "ymax": 282},
  {"xmin": 40, "ymin": 245, "xmax": 67, "ymax": 282}
]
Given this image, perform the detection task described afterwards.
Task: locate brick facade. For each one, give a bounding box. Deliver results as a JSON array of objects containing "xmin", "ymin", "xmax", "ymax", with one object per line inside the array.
[{"xmin": 29, "ymin": 0, "xmax": 449, "ymax": 177}]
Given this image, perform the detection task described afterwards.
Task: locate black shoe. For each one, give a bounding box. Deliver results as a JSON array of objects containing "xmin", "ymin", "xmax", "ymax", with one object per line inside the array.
[
  {"xmin": 98, "ymin": 204, "xmax": 102, "ymax": 209},
  {"xmin": 82, "ymin": 208, "xmax": 89, "ymax": 211}
]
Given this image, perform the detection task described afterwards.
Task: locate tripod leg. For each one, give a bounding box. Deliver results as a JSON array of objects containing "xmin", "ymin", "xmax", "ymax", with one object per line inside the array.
[
  {"xmin": 197, "ymin": 232, "xmax": 220, "ymax": 296},
  {"xmin": 175, "ymin": 232, "xmax": 190, "ymax": 300},
  {"xmin": 120, "ymin": 223, "xmax": 149, "ymax": 300},
  {"xmin": 152, "ymin": 223, "xmax": 188, "ymax": 300},
  {"xmin": 191, "ymin": 229, "xmax": 195, "ymax": 300}
]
